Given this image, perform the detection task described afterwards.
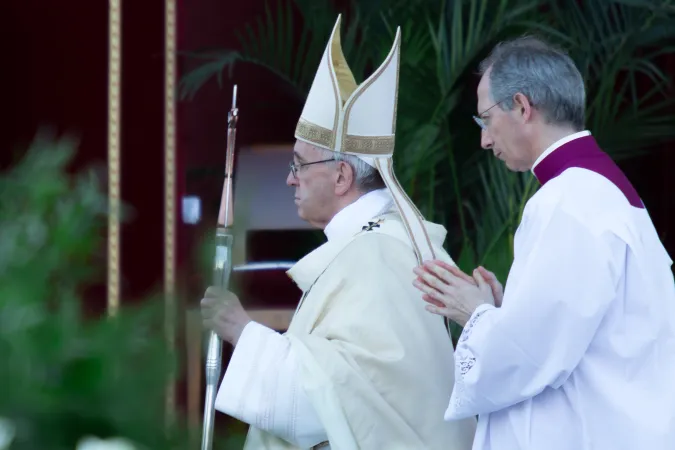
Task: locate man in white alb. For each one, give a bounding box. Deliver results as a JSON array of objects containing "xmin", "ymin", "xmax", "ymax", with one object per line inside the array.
[
  {"xmin": 200, "ymin": 15, "xmax": 477, "ymax": 450},
  {"xmin": 413, "ymin": 35, "xmax": 675, "ymax": 450}
]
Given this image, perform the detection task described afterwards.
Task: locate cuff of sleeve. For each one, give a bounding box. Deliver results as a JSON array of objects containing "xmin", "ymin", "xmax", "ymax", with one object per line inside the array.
[
  {"xmin": 472, "ymin": 303, "xmax": 495, "ymax": 318},
  {"xmin": 214, "ymin": 321, "xmax": 283, "ymax": 418},
  {"xmin": 458, "ymin": 303, "xmax": 494, "ymax": 341},
  {"xmin": 236, "ymin": 320, "xmax": 275, "ymax": 348}
]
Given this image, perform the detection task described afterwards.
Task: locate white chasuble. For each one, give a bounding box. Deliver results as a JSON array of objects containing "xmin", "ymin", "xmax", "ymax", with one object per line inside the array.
[
  {"xmin": 446, "ymin": 132, "xmax": 675, "ymax": 450},
  {"xmin": 215, "ymin": 189, "xmax": 477, "ymax": 449}
]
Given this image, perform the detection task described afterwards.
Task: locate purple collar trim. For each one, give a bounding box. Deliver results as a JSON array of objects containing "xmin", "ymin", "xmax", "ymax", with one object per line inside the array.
[{"xmin": 532, "ymin": 135, "xmax": 643, "ymax": 209}]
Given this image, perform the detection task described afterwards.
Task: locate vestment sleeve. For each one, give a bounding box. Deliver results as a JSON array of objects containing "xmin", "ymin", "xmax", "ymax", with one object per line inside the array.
[
  {"xmin": 214, "ymin": 321, "xmax": 327, "ymax": 447},
  {"xmin": 445, "ymin": 209, "xmax": 622, "ymax": 420}
]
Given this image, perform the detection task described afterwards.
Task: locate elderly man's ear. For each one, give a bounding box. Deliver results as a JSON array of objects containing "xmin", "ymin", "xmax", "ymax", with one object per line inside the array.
[{"xmin": 334, "ymin": 161, "xmax": 355, "ymax": 196}]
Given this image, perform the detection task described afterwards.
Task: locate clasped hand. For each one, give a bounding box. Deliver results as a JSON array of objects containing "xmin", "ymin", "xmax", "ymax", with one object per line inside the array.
[
  {"xmin": 200, "ymin": 286, "xmax": 251, "ymax": 345},
  {"xmin": 412, "ymin": 261, "xmax": 503, "ymax": 327}
]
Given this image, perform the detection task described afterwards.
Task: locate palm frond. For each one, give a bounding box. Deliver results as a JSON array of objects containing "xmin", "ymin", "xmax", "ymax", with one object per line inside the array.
[
  {"xmin": 460, "ymin": 154, "xmax": 537, "ymax": 278},
  {"xmin": 178, "ymin": 0, "xmax": 344, "ymax": 101},
  {"xmin": 178, "ymin": 51, "xmax": 239, "ymax": 100},
  {"xmin": 529, "ymin": 0, "xmax": 675, "ymax": 158},
  {"xmin": 392, "ymin": 0, "xmax": 547, "ymax": 235}
]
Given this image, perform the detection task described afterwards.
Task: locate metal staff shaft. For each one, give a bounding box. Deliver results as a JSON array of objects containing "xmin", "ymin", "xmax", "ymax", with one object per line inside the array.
[{"xmin": 201, "ymin": 85, "xmax": 238, "ymax": 450}]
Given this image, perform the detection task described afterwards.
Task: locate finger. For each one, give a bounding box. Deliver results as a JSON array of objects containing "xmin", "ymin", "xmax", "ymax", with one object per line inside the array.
[
  {"xmin": 200, "ymin": 298, "xmax": 226, "ymax": 321},
  {"xmin": 430, "ymin": 260, "xmax": 455, "ymax": 272},
  {"xmin": 413, "ymin": 271, "xmax": 441, "ymax": 291},
  {"xmin": 203, "ymin": 320, "xmax": 219, "ymax": 333},
  {"xmin": 425, "ymin": 304, "xmax": 451, "ymax": 318},
  {"xmin": 473, "ymin": 268, "xmax": 491, "ymax": 294},
  {"xmin": 413, "ymin": 279, "xmax": 452, "ymax": 305},
  {"xmin": 416, "ymin": 270, "xmax": 453, "ymax": 296},
  {"xmin": 428, "ymin": 260, "xmax": 458, "ymax": 274},
  {"xmin": 204, "ymin": 286, "xmax": 222, "ymax": 298},
  {"xmin": 200, "ymin": 306, "xmax": 217, "ymax": 321},
  {"xmin": 202, "ymin": 316, "xmax": 215, "ymax": 329},
  {"xmin": 422, "ymin": 261, "xmax": 456, "ymax": 285},
  {"xmin": 415, "ymin": 280, "xmax": 457, "ymax": 310},
  {"xmin": 478, "ymin": 266, "xmax": 502, "ymax": 295},
  {"xmin": 477, "ymin": 266, "xmax": 496, "ymax": 281},
  {"xmin": 445, "ymin": 264, "xmax": 477, "ymax": 285},
  {"xmin": 412, "ymin": 266, "xmax": 427, "ymax": 278},
  {"xmin": 422, "ymin": 293, "xmax": 444, "ymax": 308},
  {"xmin": 424, "ymin": 261, "xmax": 473, "ymax": 286},
  {"xmin": 413, "ymin": 278, "xmax": 441, "ymax": 296},
  {"xmin": 200, "ymin": 297, "xmax": 219, "ymax": 309}
]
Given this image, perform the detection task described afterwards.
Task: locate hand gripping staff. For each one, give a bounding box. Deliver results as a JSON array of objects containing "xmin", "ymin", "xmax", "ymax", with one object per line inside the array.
[{"xmin": 201, "ymin": 84, "xmax": 238, "ymax": 450}]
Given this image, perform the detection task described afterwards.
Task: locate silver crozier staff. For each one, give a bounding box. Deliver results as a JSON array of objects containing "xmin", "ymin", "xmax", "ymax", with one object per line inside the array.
[{"xmin": 201, "ymin": 84, "xmax": 239, "ymax": 450}]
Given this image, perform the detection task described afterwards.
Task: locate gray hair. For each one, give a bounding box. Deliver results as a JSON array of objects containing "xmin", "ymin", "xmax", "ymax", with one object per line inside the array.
[
  {"xmin": 478, "ymin": 35, "xmax": 586, "ymax": 130},
  {"xmin": 320, "ymin": 148, "xmax": 385, "ymax": 193}
]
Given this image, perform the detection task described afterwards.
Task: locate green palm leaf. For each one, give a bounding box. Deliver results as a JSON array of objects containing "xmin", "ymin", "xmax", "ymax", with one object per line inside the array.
[
  {"xmin": 178, "ymin": 0, "xmax": 384, "ymax": 102},
  {"xmin": 524, "ymin": 0, "xmax": 675, "ymax": 160}
]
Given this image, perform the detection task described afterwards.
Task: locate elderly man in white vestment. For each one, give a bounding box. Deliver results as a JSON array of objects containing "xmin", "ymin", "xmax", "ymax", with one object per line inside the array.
[
  {"xmin": 200, "ymin": 15, "xmax": 477, "ymax": 450},
  {"xmin": 413, "ymin": 36, "xmax": 675, "ymax": 450}
]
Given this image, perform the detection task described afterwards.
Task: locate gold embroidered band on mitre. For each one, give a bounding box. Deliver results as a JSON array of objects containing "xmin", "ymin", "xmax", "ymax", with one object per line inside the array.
[
  {"xmin": 295, "ymin": 118, "xmax": 395, "ymax": 156},
  {"xmin": 295, "ymin": 118, "xmax": 334, "ymax": 150},
  {"xmin": 343, "ymin": 134, "xmax": 394, "ymax": 154}
]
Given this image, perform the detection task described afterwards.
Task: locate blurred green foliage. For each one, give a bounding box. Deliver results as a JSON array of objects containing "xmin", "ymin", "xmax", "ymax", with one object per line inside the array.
[{"xmin": 0, "ymin": 134, "xmax": 208, "ymax": 449}]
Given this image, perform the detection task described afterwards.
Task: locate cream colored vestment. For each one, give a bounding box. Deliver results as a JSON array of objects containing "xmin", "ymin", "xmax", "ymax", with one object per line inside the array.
[{"xmin": 216, "ymin": 190, "xmax": 476, "ymax": 449}]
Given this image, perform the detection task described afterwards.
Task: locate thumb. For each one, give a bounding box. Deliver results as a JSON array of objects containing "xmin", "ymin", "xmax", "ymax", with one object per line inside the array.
[
  {"xmin": 478, "ymin": 266, "xmax": 495, "ymax": 282},
  {"xmin": 473, "ymin": 268, "xmax": 489, "ymax": 291}
]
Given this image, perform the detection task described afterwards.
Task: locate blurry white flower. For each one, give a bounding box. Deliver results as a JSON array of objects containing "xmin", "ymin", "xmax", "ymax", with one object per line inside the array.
[
  {"xmin": 0, "ymin": 418, "xmax": 16, "ymax": 450},
  {"xmin": 76, "ymin": 436, "xmax": 137, "ymax": 450}
]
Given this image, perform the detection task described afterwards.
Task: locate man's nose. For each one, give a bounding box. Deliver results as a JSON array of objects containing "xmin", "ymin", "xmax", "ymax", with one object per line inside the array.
[
  {"xmin": 286, "ymin": 170, "xmax": 297, "ymax": 187},
  {"xmin": 480, "ymin": 129, "xmax": 494, "ymax": 150}
]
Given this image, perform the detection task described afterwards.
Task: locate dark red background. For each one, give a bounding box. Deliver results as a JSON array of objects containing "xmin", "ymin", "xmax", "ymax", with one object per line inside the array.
[{"xmin": 1, "ymin": 0, "xmax": 173, "ymax": 316}]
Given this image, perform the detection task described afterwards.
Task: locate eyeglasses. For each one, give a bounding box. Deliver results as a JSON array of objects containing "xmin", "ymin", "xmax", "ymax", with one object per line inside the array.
[
  {"xmin": 473, "ymin": 98, "xmax": 507, "ymax": 130},
  {"xmin": 289, "ymin": 158, "xmax": 336, "ymax": 178}
]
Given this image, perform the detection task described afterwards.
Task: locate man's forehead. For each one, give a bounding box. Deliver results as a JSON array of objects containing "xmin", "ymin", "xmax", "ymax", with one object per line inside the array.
[
  {"xmin": 293, "ymin": 140, "xmax": 321, "ymax": 160},
  {"xmin": 476, "ymin": 72, "xmax": 491, "ymax": 113}
]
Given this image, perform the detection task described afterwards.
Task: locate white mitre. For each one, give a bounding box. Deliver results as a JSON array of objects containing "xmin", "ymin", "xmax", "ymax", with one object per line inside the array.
[{"xmin": 295, "ymin": 14, "xmax": 436, "ymax": 263}]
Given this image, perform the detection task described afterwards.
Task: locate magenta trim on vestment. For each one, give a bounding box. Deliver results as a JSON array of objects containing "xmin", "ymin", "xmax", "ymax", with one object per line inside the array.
[{"xmin": 533, "ymin": 136, "xmax": 644, "ymax": 209}]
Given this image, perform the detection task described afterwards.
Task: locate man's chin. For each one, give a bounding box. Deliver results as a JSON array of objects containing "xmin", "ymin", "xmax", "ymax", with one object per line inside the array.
[
  {"xmin": 504, "ymin": 160, "xmax": 529, "ymax": 173},
  {"xmin": 296, "ymin": 211, "xmax": 322, "ymax": 230},
  {"xmin": 498, "ymin": 157, "xmax": 518, "ymax": 172}
]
